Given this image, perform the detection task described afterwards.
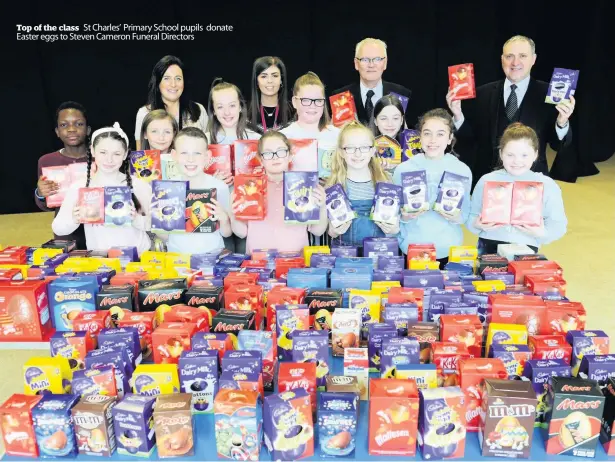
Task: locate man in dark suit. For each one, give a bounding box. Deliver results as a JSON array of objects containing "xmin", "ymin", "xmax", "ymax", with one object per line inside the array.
[
  {"xmin": 447, "ymin": 35, "xmax": 576, "ymax": 188},
  {"xmin": 335, "ymin": 38, "xmax": 412, "ymax": 126}
]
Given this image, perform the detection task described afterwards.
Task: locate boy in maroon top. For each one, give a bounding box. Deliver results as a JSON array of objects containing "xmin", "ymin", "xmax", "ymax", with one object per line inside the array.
[{"xmin": 35, "ymin": 102, "xmax": 91, "ymax": 249}]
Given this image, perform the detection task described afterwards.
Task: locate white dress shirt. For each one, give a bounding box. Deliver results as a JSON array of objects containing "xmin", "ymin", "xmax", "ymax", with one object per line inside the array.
[
  {"xmin": 360, "ymin": 80, "xmax": 383, "ymax": 108},
  {"xmin": 454, "ymin": 75, "xmax": 569, "ymax": 139}
]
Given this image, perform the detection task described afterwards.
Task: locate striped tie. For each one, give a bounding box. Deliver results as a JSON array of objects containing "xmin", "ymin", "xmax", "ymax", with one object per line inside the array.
[{"xmin": 505, "ymin": 84, "xmax": 518, "ymax": 121}]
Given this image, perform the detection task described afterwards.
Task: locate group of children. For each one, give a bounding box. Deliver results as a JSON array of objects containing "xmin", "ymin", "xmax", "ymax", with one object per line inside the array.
[{"xmin": 35, "ymin": 55, "xmax": 568, "ymax": 265}]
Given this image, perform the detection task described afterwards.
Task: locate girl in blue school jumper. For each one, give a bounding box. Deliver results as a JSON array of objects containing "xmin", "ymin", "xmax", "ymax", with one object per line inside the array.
[
  {"xmin": 326, "ymin": 121, "xmax": 399, "ymax": 251},
  {"xmin": 467, "ymin": 122, "xmax": 567, "ymax": 255},
  {"xmin": 393, "ymin": 109, "xmax": 473, "ymax": 268}
]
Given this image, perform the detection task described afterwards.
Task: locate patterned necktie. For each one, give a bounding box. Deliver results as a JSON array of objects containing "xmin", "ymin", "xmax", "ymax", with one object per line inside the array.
[
  {"xmin": 505, "ymin": 84, "xmax": 518, "ymax": 121},
  {"xmin": 365, "ymin": 89, "xmax": 375, "ymax": 121}
]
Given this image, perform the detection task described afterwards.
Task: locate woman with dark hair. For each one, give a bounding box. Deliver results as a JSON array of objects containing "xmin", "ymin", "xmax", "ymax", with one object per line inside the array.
[
  {"xmin": 135, "ymin": 55, "xmax": 207, "ymax": 149},
  {"xmin": 369, "ymin": 94, "xmax": 407, "ymax": 142},
  {"xmin": 248, "ymin": 56, "xmax": 291, "ymax": 132}
]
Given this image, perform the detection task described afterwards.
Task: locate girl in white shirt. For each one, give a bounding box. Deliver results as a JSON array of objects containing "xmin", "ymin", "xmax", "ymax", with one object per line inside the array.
[
  {"xmin": 135, "ymin": 55, "xmax": 207, "ymax": 149},
  {"xmin": 52, "ymin": 123, "xmax": 152, "ymax": 255},
  {"xmin": 139, "ymin": 109, "xmax": 178, "ymax": 154}
]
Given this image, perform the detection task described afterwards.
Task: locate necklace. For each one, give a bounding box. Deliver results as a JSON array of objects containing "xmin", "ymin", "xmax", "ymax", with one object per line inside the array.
[{"xmin": 263, "ymin": 106, "xmax": 276, "ymax": 117}]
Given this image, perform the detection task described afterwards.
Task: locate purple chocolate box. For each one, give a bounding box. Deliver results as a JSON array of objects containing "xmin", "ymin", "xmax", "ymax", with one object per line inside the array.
[
  {"xmin": 579, "ymin": 354, "xmax": 615, "ymax": 386},
  {"xmin": 86, "ymin": 346, "xmax": 133, "ymax": 378},
  {"xmin": 179, "ymin": 349, "xmax": 219, "ymax": 413},
  {"xmin": 330, "ymin": 245, "xmax": 358, "ymax": 258},
  {"xmin": 287, "ymin": 267, "xmax": 329, "ymax": 289},
  {"xmin": 546, "ymin": 68, "xmax": 579, "ymax": 104},
  {"xmin": 330, "ymin": 267, "xmax": 372, "ymax": 291},
  {"xmin": 112, "ymin": 394, "xmax": 157, "ymax": 457},
  {"xmin": 276, "ymin": 305, "xmax": 309, "ymax": 361},
  {"xmin": 378, "ymin": 255, "xmax": 404, "ymax": 271},
  {"xmin": 151, "ymin": 180, "xmax": 188, "ymax": 233},
  {"xmin": 326, "ymin": 183, "xmax": 356, "ymax": 228},
  {"xmin": 371, "ymin": 182, "xmax": 402, "ymax": 225},
  {"xmin": 462, "ymin": 292, "xmax": 489, "ymax": 325},
  {"xmin": 284, "ymin": 171, "xmax": 320, "ymax": 224},
  {"xmin": 403, "ymin": 270, "xmax": 445, "ymax": 289},
  {"xmin": 401, "ymin": 170, "xmax": 429, "ymax": 213},
  {"xmin": 389, "ymin": 91, "xmax": 409, "ymax": 112},
  {"xmin": 380, "ymin": 337, "xmax": 420, "ymax": 377},
  {"xmin": 33, "ymin": 394, "xmax": 80, "ymax": 459},
  {"xmin": 219, "ymin": 371, "xmax": 261, "ymax": 392},
  {"xmin": 222, "ymin": 350, "xmax": 262, "ymax": 374},
  {"xmin": 419, "ymin": 387, "xmax": 466, "ymax": 459},
  {"xmin": 104, "ymin": 186, "xmax": 132, "ymax": 227},
  {"xmin": 444, "ymin": 301, "xmax": 479, "ymax": 316},
  {"xmin": 434, "ymin": 171, "xmax": 469, "ymax": 214},
  {"xmin": 72, "ymin": 365, "xmax": 116, "ymax": 397},
  {"xmin": 50, "ymin": 331, "xmax": 90, "ymax": 371},
  {"xmin": 363, "ymin": 237, "xmax": 400, "ymax": 258},
  {"xmin": 373, "ymin": 269, "xmax": 403, "ymax": 282},
  {"xmin": 368, "ymin": 323, "xmax": 398, "ymax": 372},
  {"xmin": 292, "ymin": 330, "xmax": 330, "ymax": 389},
  {"xmin": 383, "ymin": 303, "xmax": 420, "ymax": 336},
  {"xmin": 400, "ymin": 129, "xmax": 421, "ymax": 162},
  {"xmin": 428, "ymin": 290, "xmax": 463, "ymax": 322},
  {"xmin": 523, "ymin": 359, "xmax": 571, "ymax": 396},
  {"xmin": 310, "ymin": 253, "xmax": 337, "ymax": 269},
  {"xmin": 483, "ymin": 272, "xmax": 515, "ymax": 285},
  {"xmin": 490, "ymin": 344, "xmax": 531, "ymax": 379},
  {"xmin": 98, "ymin": 327, "xmax": 142, "ymax": 368}
]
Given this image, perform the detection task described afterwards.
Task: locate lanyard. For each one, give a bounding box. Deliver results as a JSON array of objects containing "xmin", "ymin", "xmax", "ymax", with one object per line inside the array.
[{"xmin": 260, "ymin": 105, "xmax": 279, "ymax": 130}]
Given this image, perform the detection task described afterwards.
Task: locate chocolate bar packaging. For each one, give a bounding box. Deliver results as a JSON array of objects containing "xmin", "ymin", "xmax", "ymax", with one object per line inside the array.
[
  {"xmin": 205, "ymin": 144, "xmax": 233, "ymax": 177},
  {"xmin": 545, "ymin": 377, "xmax": 605, "ymax": 457},
  {"xmin": 214, "ymin": 389, "xmax": 262, "ymax": 460},
  {"xmin": 380, "ymin": 337, "xmax": 420, "ymax": 379},
  {"xmin": 529, "ymin": 334, "xmax": 572, "ymax": 363},
  {"xmin": 289, "ymin": 138, "xmax": 318, "ymax": 172},
  {"xmin": 211, "ymin": 309, "xmax": 256, "ymax": 337},
  {"xmin": 546, "ymin": 68, "xmax": 579, "ymax": 105},
  {"xmin": 401, "ymin": 170, "xmax": 429, "ymax": 213},
  {"xmin": 130, "ymin": 150, "xmax": 162, "ymax": 182},
  {"xmin": 478, "ymin": 379, "xmax": 536, "ymax": 458},
  {"xmin": 371, "ymin": 182, "xmax": 402, "ymax": 225},
  {"xmin": 178, "ymin": 350, "xmax": 218, "ymax": 413},
  {"xmin": 263, "ymin": 389, "xmax": 314, "ymax": 461},
  {"xmin": 375, "ymin": 135, "xmax": 402, "ymax": 166},
  {"xmin": 233, "ymin": 139, "xmax": 263, "ymax": 175},
  {"xmin": 566, "ymin": 330, "xmax": 610, "ymax": 376},
  {"xmin": 97, "ymin": 283, "xmax": 135, "ymax": 315},
  {"xmin": 283, "ymin": 171, "xmax": 320, "ymax": 224},
  {"xmin": 325, "ymin": 183, "xmax": 356, "ymax": 228},
  {"xmin": 482, "ymin": 182, "xmax": 514, "ymax": 224},
  {"xmin": 478, "ymin": 254, "xmax": 509, "ymax": 275},
  {"xmin": 292, "ymin": 330, "xmax": 330, "ymax": 390},
  {"xmin": 400, "ymin": 129, "xmax": 421, "ymax": 162},
  {"xmin": 32, "ymin": 394, "xmax": 80, "ymax": 459},
  {"xmin": 448, "ymin": 63, "xmax": 476, "ymax": 100},
  {"xmin": 329, "ymin": 91, "xmax": 357, "ymax": 127},
  {"xmin": 153, "ymin": 394, "xmax": 194, "ymax": 458},
  {"xmin": 112, "ymin": 394, "xmax": 157, "ymax": 457},
  {"xmin": 317, "ymin": 391, "xmax": 359, "ymax": 458},
  {"xmin": 138, "ymin": 278, "xmax": 187, "ymax": 313},
  {"xmin": 77, "ymin": 187, "xmax": 105, "ymax": 224},
  {"xmin": 434, "ymin": 172, "xmax": 469, "ymax": 215},
  {"xmin": 578, "ymin": 354, "xmax": 615, "ymax": 385},
  {"xmin": 71, "ymin": 395, "xmax": 117, "ymax": 457},
  {"xmin": 151, "ymin": 180, "xmax": 188, "ymax": 233},
  {"xmin": 185, "ymin": 189, "xmax": 218, "ymax": 233},
  {"xmin": 510, "ymin": 181, "xmax": 544, "ymax": 227},
  {"xmin": 431, "ymin": 342, "xmax": 470, "ymax": 387},
  {"xmin": 418, "ymin": 386, "xmax": 467, "ymax": 460},
  {"xmin": 104, "ymin": 186, "xmax": 132, "ymax": 227},
  {"xmin": 233, "ymin": 174, "xmax": 267, "ymax": 220}
]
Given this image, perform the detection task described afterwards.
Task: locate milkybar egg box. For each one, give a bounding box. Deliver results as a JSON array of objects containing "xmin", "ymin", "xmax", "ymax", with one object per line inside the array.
[
  {"xmin": 368, "ymin": 378, "xmax": 420, "ymax": 456},
  {"xmin": 153, "ymin": 393, "xmax": 194, "ymax": 458}
]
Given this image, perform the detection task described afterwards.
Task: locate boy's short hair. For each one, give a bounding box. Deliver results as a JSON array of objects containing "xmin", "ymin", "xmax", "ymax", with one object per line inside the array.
[
  {"xmin": 56, "ymin": 101, "xmax": 88, "ymax": 124},
  {"xmin": 173, "ymin": 126, "xmax": 208, "ymax": 148}
]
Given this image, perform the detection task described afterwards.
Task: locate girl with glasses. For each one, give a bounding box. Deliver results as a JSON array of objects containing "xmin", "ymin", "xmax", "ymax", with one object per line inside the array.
[
  {"xmin": 326, "ymin": 121, "xmax": 399, "ymax": 249},
  {"xmin": 230, "ymin": 131, "xmax": 328, "ymax": 254}
]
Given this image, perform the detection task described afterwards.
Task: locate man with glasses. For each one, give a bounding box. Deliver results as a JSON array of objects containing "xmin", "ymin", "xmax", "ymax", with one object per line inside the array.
[{"xmin": 334, "ymin": 38, "xmax": 412, "ymax": 126}]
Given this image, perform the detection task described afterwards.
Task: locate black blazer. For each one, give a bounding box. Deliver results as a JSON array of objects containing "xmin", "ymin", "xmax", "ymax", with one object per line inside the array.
[
  {"xmin": 454, "ymin": 78, "xmax": 573, "ymax": 188},
  {"xmin": 334, "ymin": 80, "xmax": 412, "ymax": 127}
]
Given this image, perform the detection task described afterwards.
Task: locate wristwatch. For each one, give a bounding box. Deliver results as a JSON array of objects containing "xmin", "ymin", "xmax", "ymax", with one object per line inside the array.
[
  {"xmin": 35, "ymin": 187, "xmax": 45, "ymax": 200},
  {"xmin": 556, "ymin": 120, "xmax": 569, "ymax": 129}
]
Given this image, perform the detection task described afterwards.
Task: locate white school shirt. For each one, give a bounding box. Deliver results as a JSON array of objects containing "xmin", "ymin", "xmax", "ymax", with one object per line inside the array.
[
  {"xmin": 205, "ymin": 128, "xmax": 261, "ymax": 145},
  {"xmin": 52, "ymin": 174, "xmax": 152, "ymax": 255},
  {"xmin": 280, "ymin": 122, "xmax": 341, "ymax": 152},
  {"xmin": 134, "ymin": 102, "xmax": 208, "ymax": 141}
]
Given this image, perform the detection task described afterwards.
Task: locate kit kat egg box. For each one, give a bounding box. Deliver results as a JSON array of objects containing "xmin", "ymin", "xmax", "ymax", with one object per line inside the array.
[
  {"xmin": 383, "ymin": 303, "xmax": 420, "ymax": 336},
  {"xmin": 213, "ymin": 389, "xmax": 262, "ymax": 461},
  {"xmin": 418, "ymin": 386, "xmax": 467, "ymax": 460},
  {"xmin": 237, "ymin": 330, "xmax": 276, "ymax": 391},
  {"xmin": 566, "ymin": 330, "xmax": 610, "ymax": 376},
  {"xmin": 401, "ymin": 169, "xmax": 429, "ymax": 213},
  {"xmin": 367, "ymin": 323, "xmax": 398, "ymax": 372},
  {"xmin": 331, "ymin": 308, "xmax": 362, "ymax": 357},
  {"xmin": 179, "ymin": 349, "xmax": 218, "ymax": 413},
  {"xmin": 478, "ymin": 379, "xmax": 537, "ymax": 459},
  {"xmin": 50, "ymin": 330, "xmax": 95, "ymax": 371},
  {"xmin": 430, "ymin": 342, "xmax": 471, "ymax": 387},
  {"xmin": 529, "ymin": 334, "xmax": 572, "ymax": 363},
  {"xmin": 278, "ymin": 362, "xmax": 317, "ymax": 412},
  {"xmin": 291, "ymin": 330, "xmax": 330, "ymax": 389},
  {"xmin": 211, "ymin": 309, "xmax": 256, "ymax": 338},
  {"xmin": 326, "ymin": 183, "xmax": 356, "ymax": 228},
  {"xmin": 263, "ymin": 389, "xmax": 314, "ymax": 461},
  {"xmin": 317, "ymin": 391, "xmax": 359, "ymax": 458},
  {"xmin": 150, "ymin": 180, "xmax": 188, "ymax": 233},
  {"xmin": 112, "ymin": 394, "xmax": 157, "ymax": 457},
  {"xmin": 380, "ymin": 337, "xmax": 420, "ymax": 379},
  {"xmin": 305, "ymin": 288, "xmax": 342, "ymax": 331},
  {"xmin": 48, "ymin": 276, "xmax": 99, "ymax": 332},
  {"xmin": 104, "ymin": 186, "xmax": 132, "ymax": 227},
  {"xmin": 579, "ymin": 354, "xmax": 615, "ymax": 385},
  {"xmin": 71, "ymin": 394, "xmax": 117, "ymax": 457},
  {"xmin": 98, "ymin": 327, "xmax": 142, "ymax": 369},
  {"xmin": 153, "ymin": 393, "xmax": 194, "ymax": 458},
  {"xmin": 370, "ymin": 182, "xmax": 402, "ymax": 225},
  {"xmin": 0, "ymin": 394, "xmax": 43, "ymax": 458},
  {"xmin": 32, "ymin": 394, "xmax": 80, "ymax": 458},
  {"xmin": 71, "ymin": 366, "xmax": 118, "ymax": 397},
  {"xmin": 545, "ymin": 376, "xmax": 605, "ymax": 458},
  {"xmin": 137, "ymin": 278, "xmax": 187, "ymax": 313},
  {"xmin": 490, "ymin": 344, "xmax": 532, "ymax": 379}
]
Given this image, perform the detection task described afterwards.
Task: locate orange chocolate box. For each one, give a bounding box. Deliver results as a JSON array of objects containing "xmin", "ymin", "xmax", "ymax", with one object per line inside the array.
[
  {"xmin": 430, "ymin": 342, "xmax": 470, "ymax": 387},
  {"xmin": 544, "ymin": 301, "xmax": 586, "ymax": 335},
  {"xmin": 0, "ymin": 280, "xmax": 53, "ymax": 342},
  {"xmin": 165, "ymin": 305, "xmax": 209, "ymax": 332},
  {"xmin": 525, "ymin": 274, "xmax": 567, "ymax": 296},
  {"xmin": 152, "ymin": 322, "xmax": 198, "ymax": 364},
  {"xmin": 368, "ymin": 378, "xmax": 420, "ymax": 456},
  {"xmin": 223, "ymin": 272, "xmax": 259, "ymax": 291},
  {"xmin": 439, "ymin": 315, "xmax": 483, "ymax": 358},
  {"xmin": 459, "ymin": 358, "xmax": 507, "ymax": 432},
  {"xmin": 388, "ymin": 287, "xmax": 424, "ymax": 320},
  {"xmin": 528, "ymin": 335, "xmax": 572, "ymax": 363},
  {"xmin": 225, "ymin": 284, "xmax": 263, "ymax": 329},
  {"xmin": 275, "ymin": 257, "xmax": 305, "ymax": 279},
  {"xmin": 488, "ymin": 293, "xmax": 546, "ymax": 336},
  {"xmin": 265, "ymin": 286, "xmax": 306, "ymax": 332},
  {"xmin": 508, "ymin": 260, "xmax": 563, "ymax": 285},
  {"xmin": 0, "ymin": 394, "xmax": 43, "ymax": 458}
]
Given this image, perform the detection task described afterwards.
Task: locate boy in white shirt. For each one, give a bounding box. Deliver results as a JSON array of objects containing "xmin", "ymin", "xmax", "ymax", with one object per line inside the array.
[{"xmin": 165, "ymin": 127, "xmax": 232, "ymax": 253}]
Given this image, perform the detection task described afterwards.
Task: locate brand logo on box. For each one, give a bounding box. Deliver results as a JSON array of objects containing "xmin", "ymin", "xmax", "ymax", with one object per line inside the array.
[
  {"xmin": 556, "ymin": 398, "xmax": 602, "ymax": 411},
  {"xmin": 74, "ymin": 412, "xmax": 104, "ymax": 429}
]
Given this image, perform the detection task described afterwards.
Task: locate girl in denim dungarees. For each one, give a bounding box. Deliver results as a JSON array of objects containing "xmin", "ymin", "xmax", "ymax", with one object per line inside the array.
[{"xmin": 326, "ymin": 121, "xmax": 400, "ymax": 251}]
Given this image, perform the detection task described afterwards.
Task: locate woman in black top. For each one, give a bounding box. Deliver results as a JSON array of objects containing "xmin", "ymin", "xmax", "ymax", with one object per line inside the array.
[{"xmin": 248, "ymin": 56, "xmax": 291, "ymax": 132}]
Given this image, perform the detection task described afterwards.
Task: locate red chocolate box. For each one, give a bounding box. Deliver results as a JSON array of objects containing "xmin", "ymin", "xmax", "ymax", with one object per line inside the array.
[
  {"xmin": 508, "ymin": 260, "xmax": 563, "ymax": 285},
  {"xmin": 224, "ymin": 284, "xmax": 263, "ymax": 329},
  {"xmin": 233, "ymin": 140, "xmax": 263, "ymax": 176},
  {"xmin": 525, "ymin": 274, "xmax": 566, "ymax": 296},
  {"xmin": 488, "ymin": 293, "xmax": 546, "ymax": 336},
  {"xmin": 431, "ymin": 342, "xmax": 471, "ymax": 387},
  {"xmin": 329, "ymin": 91, "xmax": 357, "ymax": 127},
  {"xmin": 544, "ymin": 301, "xmax": 586, "ymax": 335},
  {"xmin": 510, "ymin": 181, "xmax": 544, "ymax": 227},
  {"xmin": 266, "ymin": 286, "xmax": 306, "ymax": 332},
  {"xmin": 278, "ymin": 362, "xmax": 317, "ymax": 413},
  {"xmin": 529, "ymin": 335, "xmax": 573, "ymax": 363},
  {"xmin": 481, "ymin": 181, "xmax": 514, "ymax": 225},
  {"xmin": 72, "ymin": 310, "xmax": 113, "ymax": 344},
  {"xmin": 184, "ymin": 285, "xmax": 224, "ymax": 325},
  {"xmin": 223, "ymin": 272, "xmax": 259, "ymax": 291},
  {"xmin": 152, "ymin": 322, "xmax": 198, "ymax": 364},
  {"xmin": 439, "ymin": 315, "xmax": 484, "ymax": 358},
  {"xmin": 234, "ymin": 174, "xmax": 267, "ymax": 220},
  {"xmin": 165, "ymin": 305, "xmax": 210, "ymax": 332},
  {"xmin": 0, "ymin": 280, "xmax": 52, "ymax": 342},
  {"xmin": 0, "ymin": 394, "xmax": 42, "ymax": 457},
  {"xmin": 388, "ymin": 287, "xmax": 425, "ymax": 320}
]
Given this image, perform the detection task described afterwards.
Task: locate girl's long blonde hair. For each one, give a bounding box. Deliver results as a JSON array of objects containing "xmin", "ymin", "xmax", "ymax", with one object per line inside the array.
[{"xmin": 326, "ymin": 121, "xmax": 390, "ymax": 189}]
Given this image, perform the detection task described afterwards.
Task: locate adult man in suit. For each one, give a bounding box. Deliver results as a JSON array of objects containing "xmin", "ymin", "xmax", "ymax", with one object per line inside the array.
[
  {"xmin": 447, "ymin": 35, "xmax": 576, "ymax": 188},
  {"xmin": 335, "ymin": 38, "xmax": 412, "ymax": 126}
]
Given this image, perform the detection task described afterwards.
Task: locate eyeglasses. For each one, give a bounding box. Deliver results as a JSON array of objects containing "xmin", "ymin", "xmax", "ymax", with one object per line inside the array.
[
  {"xmin": 342, "ymin": 146, "xmax": 373, "ymax": 154},
  {"xmin": 260, "ymin": 148, "xmax": 289, "ymax": 160},
  {"xmin": 296, "ymin": 97, "xmax": 326, "ymax": 107},
  {"xmin": 355, "ymin": 57, "xmax": 386, "ymax": 64}
]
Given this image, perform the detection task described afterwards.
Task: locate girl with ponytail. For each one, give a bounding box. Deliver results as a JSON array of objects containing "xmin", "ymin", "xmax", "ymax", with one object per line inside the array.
[{"xmin": 52, "ymin": 122, "xmax": 153, "ymax": 255}]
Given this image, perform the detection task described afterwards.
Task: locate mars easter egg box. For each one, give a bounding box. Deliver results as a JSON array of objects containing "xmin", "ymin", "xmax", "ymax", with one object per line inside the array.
[
  {"xmin": 186, "ymin": 189, "xmax": 218, "ymax": 233},
  {"xmin": 151, "ymin": 180, "xmax": 188, "ymax": 233},
  {"xmin": 32, "ymin": 394, "xmax": 80, "ymax": 459},
  {"xmin": 546, "ymin": 68, "xmax": 579, "ymax": 104},
  {"xmin": 130, "ymin": 150, "xmax": 162, "ymax": 182},
  {"xmin": 104, "ymin": 186, "xmax": 132, "ymax": 227},
  {"xmin": 318, "ymin": 392, "xmax": 359, "ymax": 458},
  {"xmin": 283, "ymin": 171, "xmax": 320, "ymax": 224}
]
